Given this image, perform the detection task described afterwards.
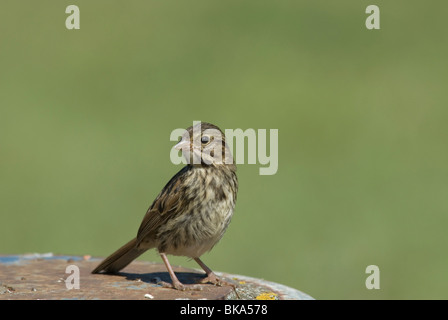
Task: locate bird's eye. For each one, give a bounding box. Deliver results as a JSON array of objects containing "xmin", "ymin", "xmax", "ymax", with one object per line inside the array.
[{"xmin": 201, "ymin": 136, "xmax": 210, "ymax": 144}]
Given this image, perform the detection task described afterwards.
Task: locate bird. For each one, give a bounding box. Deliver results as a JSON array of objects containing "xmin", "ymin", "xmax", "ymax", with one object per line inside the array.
[{"xmin": 92, "ymin": 122, "xmax": 238, "ymax": 290}]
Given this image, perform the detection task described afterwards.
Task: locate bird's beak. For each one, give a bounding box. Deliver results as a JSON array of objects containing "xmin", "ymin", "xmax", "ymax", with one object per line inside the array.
[{"xmin": 174, "ymin": 140, "xmax": 189, "ymax": 150}]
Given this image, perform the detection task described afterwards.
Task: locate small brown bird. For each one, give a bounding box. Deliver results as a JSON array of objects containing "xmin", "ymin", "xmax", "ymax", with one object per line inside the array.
[{"xmin": 92, "ymin": 122, "xmax": 238, "ymax": 290}]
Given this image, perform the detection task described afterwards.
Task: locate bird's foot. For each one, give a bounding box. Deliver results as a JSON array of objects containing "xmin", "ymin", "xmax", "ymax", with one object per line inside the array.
[
  {"xmin": 199, "ymin": 273, "xmax": 241, "ymax": 299},
  {"xmin": 199, "ymin": 272, "xmax": 235, "ymax": 287}
]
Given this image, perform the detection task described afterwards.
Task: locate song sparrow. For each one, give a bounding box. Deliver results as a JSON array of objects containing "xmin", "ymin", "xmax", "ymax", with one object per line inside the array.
[{"xmin": 92, "ymin": 122, "xmax": 238, "ymax": 290}]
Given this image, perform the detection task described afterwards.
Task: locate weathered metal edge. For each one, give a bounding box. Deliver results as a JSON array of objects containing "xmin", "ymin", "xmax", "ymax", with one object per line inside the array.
[{"xmin": 212, "ymin": 271, "xmax": 314, "ymax": 300}]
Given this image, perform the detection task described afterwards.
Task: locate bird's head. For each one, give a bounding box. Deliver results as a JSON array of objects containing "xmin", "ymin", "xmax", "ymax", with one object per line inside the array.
[{"xmin": 174, "ymin": 122, "xmax": 235, "ymax": 168}]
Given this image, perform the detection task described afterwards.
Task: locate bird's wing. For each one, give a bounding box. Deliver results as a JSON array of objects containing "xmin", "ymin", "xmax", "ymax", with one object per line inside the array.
[{"xmin": 136, "ymin": 166, "xmax": 190, "ymax": 245}]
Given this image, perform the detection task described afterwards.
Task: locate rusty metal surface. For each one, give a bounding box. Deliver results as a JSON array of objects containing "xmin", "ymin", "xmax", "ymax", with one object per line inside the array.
[{"xmin": 0, "ymin": 254, "xmax": 313, "ymax": 300}]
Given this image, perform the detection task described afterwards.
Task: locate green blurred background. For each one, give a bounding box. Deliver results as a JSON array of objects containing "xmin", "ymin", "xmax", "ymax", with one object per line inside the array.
[{"xmin": 1, "ymin": 1, "xmax": 447, "ymax": 299}]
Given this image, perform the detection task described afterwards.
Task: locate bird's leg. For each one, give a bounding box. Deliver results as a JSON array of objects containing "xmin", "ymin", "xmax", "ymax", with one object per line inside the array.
[
  {"xmin": 159, "ymin": 253, "xmax": 202, "ymax": 291},
  {"xmin": 194, "ymin": 257, "xmax": 234, "ymax": 286},
  {"xmin": 194, "ymin": 257, "xmax": 240, "ymax": 298}
]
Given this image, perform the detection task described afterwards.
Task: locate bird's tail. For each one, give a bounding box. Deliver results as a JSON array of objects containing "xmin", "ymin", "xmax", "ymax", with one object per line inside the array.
[{"xmin": 92, "ymin": 238, "xmax": 148, "ymax": 274}]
